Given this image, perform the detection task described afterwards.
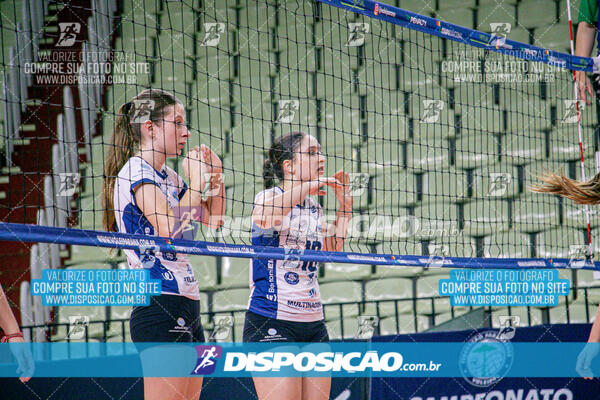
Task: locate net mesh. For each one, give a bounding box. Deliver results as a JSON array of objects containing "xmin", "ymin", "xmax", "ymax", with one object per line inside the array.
[{"xmin": 3, "ymin": 0, "xmax": 595, "ymax": 260}]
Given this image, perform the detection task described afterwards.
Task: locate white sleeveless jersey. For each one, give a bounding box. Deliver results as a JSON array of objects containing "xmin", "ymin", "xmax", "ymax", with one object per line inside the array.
[
  {"xmin": 249, "ymin": 187, "xmax": 324, "ymax": 322},
  {"xmin": 113, "ymin": 156, "xmax": 200, "ymax": 300}
]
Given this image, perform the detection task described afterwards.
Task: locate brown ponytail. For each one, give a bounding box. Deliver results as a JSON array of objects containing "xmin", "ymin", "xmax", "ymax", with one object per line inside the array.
[
  {"xmin": 263, "ymin": 131, "xmax": 306, "ymax": 189},
  {"xmin": 530, "ymin": 170, "xmax": 600, "ymax": 205},
  {"xmin": 102, "ymin": 89, "xmax": 182, "ymax": 231}
]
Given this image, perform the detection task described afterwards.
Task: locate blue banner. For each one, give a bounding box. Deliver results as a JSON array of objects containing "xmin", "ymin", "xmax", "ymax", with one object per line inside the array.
[
  {"xmin": 1, "ymin": 341, "xmax": 600, "ymax": 378},
  {"xmin": 30, "ymin": 269, "xmax": 161, "ymax": 306},
  {"xmin": 439, "ymin": 270, "xmax": 570, "ymax": 306},
  {"xmin": 372, "ymin": 324, "xmax": 600, "ymax": 398}
]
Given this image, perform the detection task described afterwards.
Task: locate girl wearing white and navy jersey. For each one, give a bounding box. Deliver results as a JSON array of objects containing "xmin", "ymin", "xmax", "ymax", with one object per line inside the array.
[
  {"xmin": 245, "ymin": 131, "xmax": 353, "ymax": 400},
  {"xmin": 102, "ymin": 89, "xmax": 224, "ymax": 400}
]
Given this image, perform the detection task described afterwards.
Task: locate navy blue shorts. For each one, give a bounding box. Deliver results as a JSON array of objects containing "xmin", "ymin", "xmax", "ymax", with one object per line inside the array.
[
  {"xmin": 242, "ymin": 310, "xmax": 329, "ymax": 343},
  {"xmin": 130, "ymin": 294, "xmax": 205, "ymax": 343}
]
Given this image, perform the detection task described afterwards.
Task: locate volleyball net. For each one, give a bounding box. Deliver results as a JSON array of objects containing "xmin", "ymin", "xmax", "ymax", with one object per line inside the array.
[{"xmin": 2, "ymin": 0, "xmax": 600, "ymax": 271}]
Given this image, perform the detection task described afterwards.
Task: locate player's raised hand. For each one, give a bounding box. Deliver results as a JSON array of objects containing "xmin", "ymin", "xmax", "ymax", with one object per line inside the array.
[
  {"xmin": 181, "ymin": 147, "xmax": 205, "ymax": 189},
  {"xmin": 330, "ymin": 170, "xmax": 353, "ymax": 211},
  {"xmin": 308, "ymin": 177, "xmax": 339, "ymax": 196},
  {"xmin": 576, "ymin": 71, "xmax": 594, "ymax": 105},
  {"xmin": 200, "ymin": 144, "xmax": 223, "ymax": 175}
]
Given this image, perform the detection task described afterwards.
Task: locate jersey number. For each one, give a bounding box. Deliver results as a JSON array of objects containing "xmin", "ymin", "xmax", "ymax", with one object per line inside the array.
[{"xmin": 301, "ymin": 240, "xmax": 321, "ymax": 272}]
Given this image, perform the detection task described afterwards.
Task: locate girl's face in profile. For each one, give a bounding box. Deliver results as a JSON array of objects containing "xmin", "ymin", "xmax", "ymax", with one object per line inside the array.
[
  {"xmin": 288, "ymin": 134, "xmax": 325, "ymax": 183},
  {"xmin": 152, "ymin": 103, "xmax": 189, "ymax": 158}
]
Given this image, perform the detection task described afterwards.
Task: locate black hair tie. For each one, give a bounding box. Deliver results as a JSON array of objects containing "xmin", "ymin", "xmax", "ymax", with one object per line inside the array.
[{"xmin": 123, "ymin": 101, "xmax": 133, "ymax": 116}]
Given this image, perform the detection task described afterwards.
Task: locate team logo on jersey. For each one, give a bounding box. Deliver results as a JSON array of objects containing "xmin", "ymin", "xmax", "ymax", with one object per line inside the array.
[
  {"xmin": 67, "ymin": 315, "xmax": 89, "ymax": 340},
  {"xmin": 57, "ymin": 173, "xmax": 81, "ymax": 196},
  {"xmin": 192, "ymin": 345, "xmax": 222, "ymax": 375},
  {"xmin": 130, "ymin": 99, "xmax": 155, "ymax": 123},
  {"xmin": 420, "ymin": 100, "xmax": 445, "ymax": 123},
  {"xmin": 139, "ymin": 244, "xmax": 160, "ymax": 268},
  {"xmin": 170, "ymin": 317, "xmax": 190, "ymax": 334},
  {"xmin": 162, "ymin": 251, "xmax": 178, "ymax": 261},
  {"xmin": 200, "ymin": 23, "xmax": 225, "ymax": 47},
  {"xmin": 346, "ymin": 23, "xmax": 369, "ymax": 47},
  {"xmin": 355, "ymin": 315, "xmax": 379, "ymax": 339},
  {"xmin": 487, "ymin": 173, "xmax": 511, "ymax": 197},
  {"xmin": 308, "ymin": 288, "xmax": 317, "ymax": 298},
  {"xmin": 561, "ymin": 100, "xmax": 584, "ymax": 123},
  {"xmin": 56, "ymin": 22, "xmax": 81, "ymax": 47},
  {"xmin": 284, "ymin": 271, "xmax": 300, "ymax": 285},
  {"xmin": 277, "ymin": 100, "xmax": 299, "ymax": 123}
]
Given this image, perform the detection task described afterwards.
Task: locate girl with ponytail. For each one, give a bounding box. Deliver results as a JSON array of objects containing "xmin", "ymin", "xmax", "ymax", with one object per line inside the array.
[
  {"xmin": 102, "ymin": 88, "xmax": 224, "ymax": 400},
  {"xmin": 244, "ymin": 132, "xmax": 354, "ymax": 400},
  {"xmin": 532, "ymin": 171, "xmax": 600, "ymax": 378}
]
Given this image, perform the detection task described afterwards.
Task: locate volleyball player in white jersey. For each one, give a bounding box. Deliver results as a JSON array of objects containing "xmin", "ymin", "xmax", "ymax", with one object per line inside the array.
[
  {"xmin": 245, "ymin": 131, "xmax": 353, "ymax": 400},
  {"xmin": 102, "ymin": 89, "xmax": 225, "ymax": 400}
]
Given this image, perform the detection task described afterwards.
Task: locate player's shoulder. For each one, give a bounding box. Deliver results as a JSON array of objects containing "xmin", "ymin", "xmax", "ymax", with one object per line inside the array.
[
  {"xmin": 254, "ymin": 186, "xmax": 282, "ymax": 203},
  {"xmin": 118, "ymin": 156, "xmax": 146, "ymax": 175},
  {"xmin": 163, "ymin": 165, "xmax": 183, "ymax": 184}
]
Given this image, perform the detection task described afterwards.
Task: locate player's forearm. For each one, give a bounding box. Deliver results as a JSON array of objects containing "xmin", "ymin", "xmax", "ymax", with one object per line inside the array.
[
  {"xmin": 0, "ymin": 286, "xmax": 20, "ymax": 335},
  {"xmin": 204, "ymin": 183, "xmax": 225, "ymax": 228},
  {"xmin": 576, "ymin": 22, "xmax": 596, "ymax": 58},
  {"xmin": 254, "ymin": 182, "xmax": 312, "ymax": 228},
  {"xmin": 588, "ymin": 305, "xmax": 600, "ymax": 342},
  {"xmin": 325, "ymin": 210, "xmax": 351, "ymax": 252}
]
